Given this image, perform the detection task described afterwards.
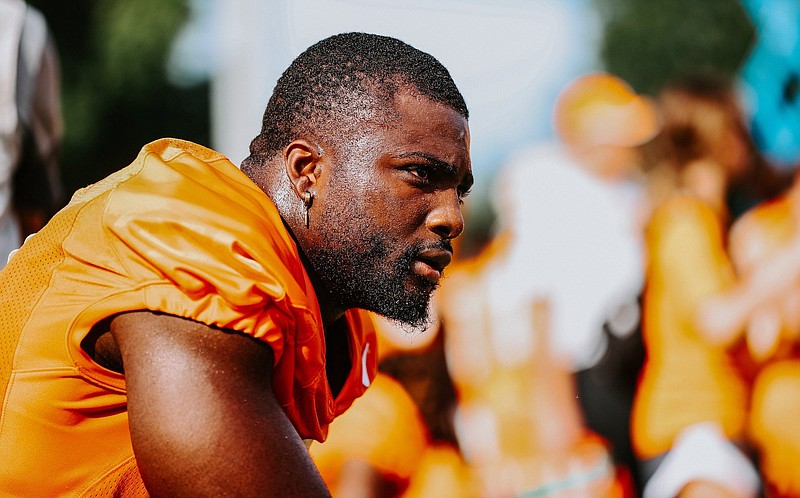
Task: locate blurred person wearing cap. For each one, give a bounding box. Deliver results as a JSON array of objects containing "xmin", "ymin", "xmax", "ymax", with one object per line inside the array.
[
  {"xmin": 489, "ymin": 71, "xmax": 656, "ymax": 485},
  {"xmin": 554, "ymin": 72, "xmax": 661, "ymax": 180},
  {"xmin": 630, "ymin": 75, "xmax": 768, "ymax": 498},
  {"xmin": 696, "ymin": 176, "xmax": 800, "ymax": 496},
  {"xmin": 492, "ymin": 71, "xmax": 657, "ymax": 379},
  {"xmin": 436, "ymin": 71, "xmax": 658, "ymax": 497}
]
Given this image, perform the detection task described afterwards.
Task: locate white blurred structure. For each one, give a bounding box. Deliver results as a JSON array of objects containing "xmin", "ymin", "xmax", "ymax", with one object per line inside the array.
[
  {"xmin": 195, "ymin": 0, "xmax": 601, "ymax": 188},
  {"xmin": 0, "ymin": 0, "xmax": 62, "ymax": 268}
]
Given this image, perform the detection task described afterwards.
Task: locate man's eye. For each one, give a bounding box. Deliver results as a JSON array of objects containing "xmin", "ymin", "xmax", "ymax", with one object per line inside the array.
[{"xmin": 408, "ymin": 165, "xmax": 431, "ymax": 181}]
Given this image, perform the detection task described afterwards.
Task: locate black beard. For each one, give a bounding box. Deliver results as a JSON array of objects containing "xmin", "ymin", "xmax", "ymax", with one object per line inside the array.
[{"xmin": 307, "ymin": 233, "xmax": 437, "ymax": 330}]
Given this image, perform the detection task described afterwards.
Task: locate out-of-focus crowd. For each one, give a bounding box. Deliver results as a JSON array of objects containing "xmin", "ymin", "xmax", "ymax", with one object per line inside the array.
[{"xmin": 311, "ymin": 71, "xmax": 800, "ymax": 498}]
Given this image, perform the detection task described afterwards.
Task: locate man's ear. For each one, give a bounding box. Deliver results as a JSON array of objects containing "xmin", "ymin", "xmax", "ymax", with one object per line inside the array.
[{"xmin": 284, "ymin": 140, "xmax": 323, "ymax": 199}]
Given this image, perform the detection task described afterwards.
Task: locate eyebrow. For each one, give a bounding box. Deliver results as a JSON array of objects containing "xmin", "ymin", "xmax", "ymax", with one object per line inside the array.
[{"xmin": 396, "ymin": 152, "xmax": 474, "ymax": 191}]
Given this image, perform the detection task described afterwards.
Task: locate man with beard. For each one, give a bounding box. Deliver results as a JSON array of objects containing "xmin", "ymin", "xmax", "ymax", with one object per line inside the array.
[{"xmin": 0, "ymin": 32, "xmax": 472, "ymax": 497}]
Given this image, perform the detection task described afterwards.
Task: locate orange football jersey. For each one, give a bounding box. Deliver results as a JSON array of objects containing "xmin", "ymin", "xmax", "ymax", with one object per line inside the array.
[{"xmin": 0, "ymin": 139, "xmax": 377, "ymax": 496}]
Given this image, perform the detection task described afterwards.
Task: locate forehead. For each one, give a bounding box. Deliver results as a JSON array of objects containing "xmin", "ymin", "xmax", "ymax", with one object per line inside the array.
[{"xmin": 381, "ymin": 91, "xmax": 471, "ymax": 169}]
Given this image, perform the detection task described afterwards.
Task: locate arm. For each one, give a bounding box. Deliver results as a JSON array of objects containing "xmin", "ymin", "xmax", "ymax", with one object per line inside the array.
[
  {"xmin": 110, "ymin": 311, "xmax": 331, "ymax": 497},
  {"xmin": 696, "ymin": 233, "xmax": 800, "ymax": 352}
]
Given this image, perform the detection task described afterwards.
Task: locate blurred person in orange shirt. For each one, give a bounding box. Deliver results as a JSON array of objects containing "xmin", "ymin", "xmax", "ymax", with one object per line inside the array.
[
  {"xmin": 310, "ymin": 369, "xmax": 430, "ymax": 498},
  {"xmin": 630, "ymin": 75, "xmax": 774, "ymax": 498},
  {"xmin": 697, "ymin": 176, "xmax": 800, "ymax": 497},
  {"xmin": 440, "ymin": 275, "xmax": 625, "ymax": 497},
  {"xmin": 375, "ymin": 310, "xmax": 477, "ymax": 498}
]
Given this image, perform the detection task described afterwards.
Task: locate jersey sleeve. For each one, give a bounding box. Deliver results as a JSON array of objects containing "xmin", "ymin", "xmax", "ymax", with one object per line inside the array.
[
  {"xmin": 56, "ymin": 142, "xmax": 336, "ymax": 435},
  {"xmin": 57, "ymin": 140, "xmax": 371, "ymax": 440},
  {"xmin": 98, "ymin": 144, "xmax": 319, "ymax": 363}
]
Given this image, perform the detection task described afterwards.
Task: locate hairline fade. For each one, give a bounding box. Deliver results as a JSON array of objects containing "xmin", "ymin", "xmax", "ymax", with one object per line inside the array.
[{"xmin": 243, "ymin": 32, "xmax": 469, "ymax": 167}]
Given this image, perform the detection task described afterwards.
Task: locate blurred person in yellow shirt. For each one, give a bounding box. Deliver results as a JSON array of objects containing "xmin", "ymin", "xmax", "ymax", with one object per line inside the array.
[{"xmin": 631, "ymin": 75, "xmax": 770, "ymax": 498}]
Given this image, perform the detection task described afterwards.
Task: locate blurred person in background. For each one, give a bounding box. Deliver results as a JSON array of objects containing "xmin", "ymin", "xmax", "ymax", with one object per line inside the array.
[
  {"xmin": 0, "ymin": 0, "xmax": 62, "ymax": 268},
  {"xmin": 440, "ymin": 278, "xmax": 623, "ymax": 497},
  {"xmin": 630, "ymin": 75, "xmax": 774, "ymax": 498},
  {"xmin": 437, "ymin": 71, "xmax": 659, "ymax": 497},
  {"xmin": 488, "ymin": 72, "xmax": 655, "ymax": 389},
  {"xmin": 376, "ymin": 312, "xmax": 476, "ymax": 498},
  {"xmin": 697, "ymin": 167, "xmax": 800, "ymax": 496},
  {"xmin": 548, "ymin": 72, "xmax": 659, "ymax": 493}
]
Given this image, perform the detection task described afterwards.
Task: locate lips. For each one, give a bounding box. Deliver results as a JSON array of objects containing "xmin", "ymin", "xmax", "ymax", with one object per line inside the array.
[{"xmin": 413, "ymin": 248, "xmax": 453, "ymax": 284}]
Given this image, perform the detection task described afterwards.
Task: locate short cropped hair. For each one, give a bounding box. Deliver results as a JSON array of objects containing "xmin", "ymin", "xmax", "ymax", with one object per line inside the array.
[{"xmin": 244, "ymin": 32, "xmax": 468, "ymax": 163}]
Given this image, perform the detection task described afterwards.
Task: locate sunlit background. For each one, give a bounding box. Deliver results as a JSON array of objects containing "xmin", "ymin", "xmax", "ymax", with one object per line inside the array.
[{"xmin": 29, "ymin": 0, "xmax": 781, "ymax": 252}]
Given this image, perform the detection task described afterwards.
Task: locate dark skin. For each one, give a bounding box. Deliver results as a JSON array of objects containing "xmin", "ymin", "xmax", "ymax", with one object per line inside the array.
[
  {"xmin": 289, "ymin": 91, "xmax": 472, "ymax": 327},
  {"xmin": 96, "ymin": 90, "xmax": 472, "ymax": 497}
]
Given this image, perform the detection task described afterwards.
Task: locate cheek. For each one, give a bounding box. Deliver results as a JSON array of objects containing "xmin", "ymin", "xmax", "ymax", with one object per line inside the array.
[
  {"xmin": 384, "ymin": 194, "xmax": 430, "ymax": 235},
  {"xmin": 363, "ymin": 180, "xmax": 430, "ymax": 231},
  {"xmin": 317, "ymin": 185, "xmax": 392, "ymax": 246}
]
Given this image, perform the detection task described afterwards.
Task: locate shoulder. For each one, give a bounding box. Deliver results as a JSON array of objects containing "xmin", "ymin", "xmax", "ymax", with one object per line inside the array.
[
  {"xmin": 97, "ymin": 139, "xmax": 305, "ymax": 303},
  {"xmin": 646, "ymin": 195, "xmax": 728, "ymax": 264}
]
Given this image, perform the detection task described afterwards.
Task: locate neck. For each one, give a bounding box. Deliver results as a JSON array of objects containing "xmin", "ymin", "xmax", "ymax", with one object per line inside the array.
[
  {"xmin": 682, "ymin": 159, "xmax": 728, "ymax": 216},
  {"xmin": 284, "ymin": 220, "xmax": 348, "ymax": 329},
  {"xmin": 312, "ymin": 278, "xmax": 348, "ymax": 329}
]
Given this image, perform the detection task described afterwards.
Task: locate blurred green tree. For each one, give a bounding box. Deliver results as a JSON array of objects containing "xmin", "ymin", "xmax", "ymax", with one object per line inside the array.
[
  {"xmin": 27, "ymin": 0, "xmax": 210, "ymax": 199},
  {"xmin": 594, "ymin": 0, "xmax": 756, "ymax": 95}
]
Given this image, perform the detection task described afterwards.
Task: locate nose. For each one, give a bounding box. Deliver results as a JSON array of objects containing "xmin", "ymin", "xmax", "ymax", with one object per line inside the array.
[{"xmin": 426, "ymin": 190, "xmax": 465, "ymax": 240}]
